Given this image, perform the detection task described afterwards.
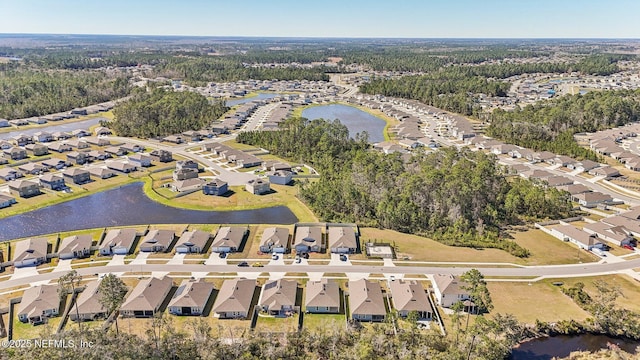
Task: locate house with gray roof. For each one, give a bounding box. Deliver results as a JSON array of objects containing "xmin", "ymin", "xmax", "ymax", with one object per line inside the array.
[
  {"xmin": 168, "ymin": 279, "xmax": 214, "ymax": 316},
  {"xmin": 305, "ymin": 279, "xmax": 340, "ymax": 314},
  {"xmin": 58, "ymin": 234, "xmax": 93, "ymax": 260},
  {"xmin": 259, "ymin": 227, "xmax": 289, "ymax": 254},
  {"xmin": 550, "ymin": 224, "xmax": 605, "ymax": 250},
  {"xmin": 211, "ymin": 278, "xmax": 256, "ymax": 319},
  {"xmin": 432, "ymin": 274, "xmax": 474, "ymax": 312},
  {"xmin": 348, "ymin": 279, "xmax": 386, "ymax": 322},
  {"xmin": 99, "ymin": 228, "xmax": 138, "ymax": 255},
  {"xmin": 210, "ymin": 226, "xmax": 247, "ymax": 253},
  {"xmin": 63, "ymin": 167, "xmax": 91, "ymax": 184},
  {"xmin": 258, "ymin": 279, "xmax": 298, "ymax": 316},
  {"xmin": 139, "ymin": 229, "xmax": 175, "ymax": 253},
  {"xmin": 0, "ymin": 194, "xmax": 16, "ymax": 208},
  {"xmin": 120, "ymin": 277, "xmax": 174, "ymax": 318},
  {"xmin": 174, "ymin": 230, "xmax": 211, "ymax": 254},
  {"xmin": 13, "ymin": 237, "xmax": 49, "ymax": 267},
  {"xmin": 328, "ymin": 226, "xmax": 358, "ymax": 254},
  {"xmin": 389, "ymin": 280, "xmax": 432, "ymax": 319},
  {"xmin": 70, "ymin": 280, "xmax": 108, "ymax": 321},
  {"xmin": 39, "ymin": 173, "xmax": 65, "ymax": 190},
  {"xmin": 17, "ymin": 285, "xmax": 60, "ymax": 324},
  {"xmin": 8, "ymin": 179, "xmax": 41, "ymax": 198}
]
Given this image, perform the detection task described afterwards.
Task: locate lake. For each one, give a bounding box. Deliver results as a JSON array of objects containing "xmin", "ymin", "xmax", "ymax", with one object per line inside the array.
[
  {"xmin": 511, "ymin": 334, "xmax": 640, "ymax": 359},
  {"xmin": 301, "ymin": 104, "xmax": 386, "ymax": 143},
  {"xmin": 0, "ymin": 117, "xmax": 106, "ymax": 141},
  {"xmin": 0, "ymin": 182, "xmax": 298, "ymax": 241},
  {"xmin": 226, "ymin": 93, "xmax": 280, "ymax": 107}
]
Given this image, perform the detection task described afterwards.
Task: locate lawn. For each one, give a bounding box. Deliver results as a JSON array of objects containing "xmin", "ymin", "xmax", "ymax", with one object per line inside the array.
[
  {"xmin": 255, "ymin": 313, "xmax": 299, "ymax": 333},
  {"xmin": 545, "ymin": 274, "xmax": 640, "ymax": 313},
  {"xmin": 303, "ymin": 313, "xmax": 345, "ymax": 331},
  {"xmin": 12, "ymin": 313, "xmax": 63, "ymax": 339},
  {"xmin": 230, "ymin": 224, "xmax": 295, "ymax": 260},
  {"xmin": 360, "ymin": 228, "xmax": 598, "ymax": 265}
]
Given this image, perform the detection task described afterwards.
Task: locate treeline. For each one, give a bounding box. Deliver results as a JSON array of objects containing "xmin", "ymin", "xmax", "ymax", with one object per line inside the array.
[
  {"xmin": 3, "ymin": 313, "xmax": 529, "ymax": 360},
  {"xmin": 154, "ymin": 58, "xmax": 329, "ymax": 86},
  {"xmin": 109, "ymin": 88, "xmax": 227, "ymax": 137},
  {"xmin": 487, "ymin": 90, "xmax": 640, "ymax": 159},
  {"xmin": 0, "ymin": 69, "xmax": 130, "ymax": 119},
  {"xmin": 238, "ymin": 118, "xmax": 573, "ymax": 256}
]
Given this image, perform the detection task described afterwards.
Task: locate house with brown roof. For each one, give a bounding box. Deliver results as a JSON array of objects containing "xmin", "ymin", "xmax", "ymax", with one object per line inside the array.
[
  {"xmin": 105, "ymin": 146, "xmax": 127, "ymax": 156},
  {"xmin": 140, "ymin": 229, "xmax": 175, "ymax": 253},
  {"xmin": 47, "ymin": 142, "xmax": 72, "ymax": 153},
  {"xmin": 17, "ymin": 285, "xmax": 60, "ymax": 324},
  {"xmin": 556, "ymin": 184, "xmax": 591, "ymax": 195},
  {"xmin": 13, "ymin": 237, "xmax": 49, "ymax": 267},
  {"xmin": 150, "ymin": 149, "xmax": 173, "ymax": 163},
  {"xmin": 85, "ymin": 136, "xmax": 111, "ymax": 147},
  {"xmin": 348, "ymin": 279, "xmax": 386, "ymax": 322},
  {"xmin": 582, "ymin": 222, "xmax": 635, "ymax": 247},
  {"xmin": 210, "ymin": 226, "xmax": 247, "ymax": 253},
  {"xmin": 550, "ymin": 224, "xmax": 604, "ymax": 250},
  {"xmin": 174, "ymin": 230, "xmax": 211, "ymax": 254},
  {"xmin": 259, "ymin": 227, "xmax": 289, "ymax": 254},
  {"xmin": 432, "ymin": 274, "xmax": 474, "ymax": 312},
  {"xmin": 120, "ymin": 143, "xmax": 142, "ymax": 153},
  {"xmin": 258, "ymin": 279, "xmax": 298, "ymax": 316},
  {"xmin": 171, "ymin": 178, "xmax": 206, "ymax": 192},
  {"xmin": 99, "ymin": 228, "xmax": 138, "ymax": 255},
  {"xmin": 94, "ymin": 126, "xmax": 112, "ymax": 136},
  {"xmin": 389, "ymin": 280, "xmax": 432, "ymax": 319},
  {"xmin": 328, "ymin": 226, "xmax": 358, "ymax": 254},
  {"xmin": 212, "ymin": 278, "xmax": 256, "ymax": 319},
  {"xmin": 25, "ymin": 143, "xmax": 49, "ymax": 156},
  {"xmin": 8, "ymin": 179, "xmax": 41, "ymax": 198},
  {"xmin": 120, "ymin": 277, "xmax": 174, "ymax": 318},
  {"xmin": 41, "ymin": 158, "xmax": 68, "ymax": 170},
  {"xmin": 58, "ymin": 235, "xmax": 93, "ymax": 260},
  {"xmin": 173, "ymin": 167, "xmax": 199, "ymax": 181},
  {"xmin": 107, "ymin": 161, "xmax": 137, "ymax": 173},
  {"xmin": 0, "ymin": 168, "xmax": 23, "ymax": 181},
  {"xmin": 305, "ymin": 279, "xmax": 340, "ymax": 314},
  {"xmin": 66, "ymin": 138, "xmax": 89, "ymax": 149},
  {"xmin": 18, "ymin": 162, "xmax": 47, "ymax": 175},
  {"xmin": 572, "ymin": 191, "xmax": 614, "ymax": 208},
  {"xmin": 294, "ymin": 226, "xmax": 324, "ymax": 253},
  {"xmin": 4, "ymin": 147, "xmax": 27, "ymax": 160},
  {"xmin": 588, "ymin": 166, "xmax": 620, "ymax": 179},
  {"xmin": 39, "ymin": 173, "xmax": 65, "ymax": 190},
  {"xmin": 128, "ymin": 153, "xmax": 152, "ymax": 167},
  {"xmin": 88, "ymin": 166, "xmax": 116, "ymax": 179},
  {"xmin": 0, "ymin": 194, "xmax": 16, "ymax": 208},
  {"xmin": 66, "ymin": 151, "xmax": 89, "ymax": 165},
  {"xmin": 70, "ymin": 280, "xmax": 108, "ymax": 321},
  {"xmin": 168, "ymin": 279, "xmax": 215, "ymax": 316},
  {"xmin": 63, "ymin": 167, "xmax": 91, "ymax": 184}
]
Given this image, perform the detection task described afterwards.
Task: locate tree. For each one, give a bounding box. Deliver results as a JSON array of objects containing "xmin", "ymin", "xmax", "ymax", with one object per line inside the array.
[
  {"xmin": 98, "ymin": 273, "xmax": 128, "ymax": 334},
  {"xmin": 58, "ymin": 270, "xmax": 82, "ymax": 332},
  {"xmin": 460, "ymin": 269, "xmax": 493, "ymax": 333}
]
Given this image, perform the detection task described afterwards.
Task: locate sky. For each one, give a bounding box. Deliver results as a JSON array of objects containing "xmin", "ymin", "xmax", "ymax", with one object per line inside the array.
[{"xmin": 0, "ymin": 0, "xmax": 639, "ymax": 38}]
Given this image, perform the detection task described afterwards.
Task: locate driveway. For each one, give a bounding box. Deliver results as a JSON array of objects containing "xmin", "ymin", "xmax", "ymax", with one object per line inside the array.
[{"xmin": 52, "ymin": 259, "xmax": 73, "ymax": 273}]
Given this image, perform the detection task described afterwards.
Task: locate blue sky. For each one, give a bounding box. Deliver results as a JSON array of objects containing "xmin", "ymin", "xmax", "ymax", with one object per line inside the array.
[{"xmin": 0, "ymin": 0, "xmax": 639, "ymax": 38}]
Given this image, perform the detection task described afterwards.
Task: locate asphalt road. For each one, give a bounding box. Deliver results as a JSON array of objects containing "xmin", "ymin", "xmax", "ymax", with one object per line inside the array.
[{"xmin": 3, "ymin": 258, "xmax": 640, "ymax": 291}]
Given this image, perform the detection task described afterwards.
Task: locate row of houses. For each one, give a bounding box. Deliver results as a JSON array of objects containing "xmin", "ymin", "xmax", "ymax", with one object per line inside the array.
[
  {"xmin": 202, "ymin": 143, "xmax": 263, "ymax": 168},
  {"xmin": 18, "ymin": 276, "xmax": 447, "ymax": 325},
  {"xmin": 260, "ymin": 225, "xmax": 360, "ymax": 254},
  {"xmin": 590, "ymin": 136, "xmax": 640, "ymax": 172}
]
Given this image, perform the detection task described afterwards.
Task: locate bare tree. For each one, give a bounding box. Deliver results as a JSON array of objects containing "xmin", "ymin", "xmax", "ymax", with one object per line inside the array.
[
  {"xmin": 98, "ymin": 273, "xmax": 128, "ymax": 334},
  {"xmin": 58, "ymin": 270, "xmax": 82, "ymax": 331}
]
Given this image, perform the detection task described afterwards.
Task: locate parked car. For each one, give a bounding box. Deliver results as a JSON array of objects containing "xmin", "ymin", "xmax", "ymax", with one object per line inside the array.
[
  {"xmin": 219, "ymin": 252, "xmax": 227, "ymax": 258},
  {"xmin": 623, "ymin": 244, "xmax": 635, "ymax": 251},
  {"xmin": 272, "ymin": 254, "xmax": 279, "ymax": 260},
  {"xmin": 340, "ymin": 254, "xmax": 348, "ymax": 262},
  {"xmin": 237, "ymin": 261, "xmax": 249, "ymax": 267},
  {"xmin": 295, "ymin": 256, "xmax": 301, "ymax": 264},
  {"xmin": 252, "ymin": 262, "xmax": 264, "ymax": 267}
]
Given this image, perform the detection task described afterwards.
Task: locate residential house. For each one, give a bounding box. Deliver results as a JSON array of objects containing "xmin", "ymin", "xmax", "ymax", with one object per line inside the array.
[
  {"xmin": 259, "ymin": 227, "xmax": 289, "ymax": 254},
  {"xmin": 181, "ymin": 130, "xmax": 202, "ymax": 142},
  {"xmin": 572, "ymin": 191, "xmax": 614, "ymax": 208},
  {"xmin": 293, "ymin": 226, "xmax": 324, "ymax": 253},
  {"xmin": 47, "ymin": 142, "xmax": 72, "ymax": 153},
  {"xmin": 88, "ymin": 167, "xmax": 116, "ymax": 179},
  {"xmin": 389, "ymin": 280, "xmax": 432, "ymax": 319},
  {"xmin": 171, "ymin": 178, "xmax": 206, "ymax": 192},
  {"xmin": 0, "ymin": 168, "xmax": 23, "ymax": 181},
  {"xmin": 583, "ymin": 222, "xmax": 635, "ymax": 247},
  {"xmin": 176, "ymin": 160, "xmax": 199, "ymax": 171},
  {"xmin": 32, "ymin": 131, "xmax": 53, "ymax": 143},
  {"xmin": 99, "ymin": 228, "xmax": 138, "ymax": 256},
  {"xmin": 266, "ymin": 170, "xmax": 293, "ymax": 185},
  {"xmin": 105, "ymin": 146, "xmax": 127, "ymax": 157},
  {"xmin": 63, "ymin": 168, "xmax": 91, "ymax": 184},
  {"xmin": 39, "ymin": 173, "xmax": 65, "ymax": 190},
  {"xmin": 84, "ymin": 137, "xmax": 111, "ymax": 147},
  {"xmin": 87, "ymin": 150, "xmax": 110, "ymax": 161},
  {"xmin": 543, "ymin": 176, "xmax": 573, "ymax": 187},
  {"xmin": 66, "ymin": 138, "xmax": 89, "ymax": 149},
  {"xmin": 52, "ymin": 132, "xmax": 72, "ymax": 141},
  {"xmin": 305, "ymin": 279, "xmax": 340, "ymax": 314},
  {"xmin": 432, "ymin": 274, "xmax": 474, "ymax": 312},
  {"xmin": 71, "ymin": 129, "xmax": 90, "ymax": 137},
  {"xmin": 0, "ymin": 140, "xmax": 11, "ymax": 149},
  {"xmin": 70, "ymin": 280, "xmax": 108, "ymax": 321},
  {"xmin": 551, "ymin": 224, "xmax": 604, "ymax": 250},
  {"xmin": 163, "ymin": 135, "xmax": 183, "ymax": 144},
  {"xmin": 8, "ymin": 179, "xmax": 41, "ymax": 198},
  {"xmin": 348, "ymin": 279, "xmax": 386, "ymax": 322},
  {"xmin": 120, "ymin": 277, "xmax": 174, "ymax": 318},
  {"xmin": 588, "ymin": 166, "xmax": 620, "ymax": 179},
  {"xmin": 0, "ymin": 194, "xmax": 17, "ymax": 208},
  {"xmin": 173, "ymin": 168, "xmax": 199, "ymax": 181},
  {"xmin": 13, "ymin": 238, "xmax": 49, "ymax": 267},
  {"xmin": 4, "ymin": 147, "xmax": 27, "ymax": 160},
  {"xmin": 210, "ymin": 226, "xmax": 247, "ymax": 253},
  {"xmin": 328, "ymin": 226, "xmax": 358, "ymax": 254},
  {"xmin": 168, "ymin": 279, "xmax": 215, "ymax": 316},
  {"xmin": 94, "ymin": 126, "xmax": 112, "ymax": 136},
  {"xmin": 58, "ymin": 234, "xmax": 93, "ymax": 260},
  {"xmin": 174, "ymin": 230, "xmax": 211, "ymax": 254},
  {"xmin": 41, "ymin": 158, "xmax": 68, "ymax": 170},
  {"xmin": 120, "ymin": 143, "xmax": 142, "ymax": 153},
  {"xmin": 258, "ymin": 279, "xmax": 298, "ymax": 316},
  {"xmin": 246, "ymin": 179, "xmax": 270, "ymax": 195},
  {"xmin": 556, "ymin": 184, "xmax": 591, "ymax": 195},
  {"xmin": 25, "ymin": 143, "xmax": 49, "ymax": 156},
  {"xmin": 211, "ymin": 278, "xmax": 256, "ymax": 319},
  {"xmin": 0, "ymin": 119, "xmax": 9, "ymax": 127},
  {"xmin": 202, "ymin": 179, "xmax": 228, "ymax": 196},
  {"xmin": 18, "ymin": 162, "xmax": 47, "ymax": 175},
  {"xmin": 128, "ymin": 153, "xmax": 152, "ymax": 167},
  {"xmin": 107, "ymin": 161, "xmax": 137, "ymax": 173},
  {"xmin": 66, "ymin": 151, "xmax": 89, "ymax": 165},
  {"xmin": 572, "ymin": 160, "xmax": 601, "ymax": 172},
  {"xmin": 139, "ymin": 229, "xmax": 175, "ymax": 253},
  {"xmin": 150, "ymin": 149, "xmax": 173, "ymax": 163},
  {"xmin": 17, "ymin": 285, "xmax": 60, "ymax": 324},
  {"xmin": 12, "ymin": 134, "xmax": 33, "ymax": 146}
]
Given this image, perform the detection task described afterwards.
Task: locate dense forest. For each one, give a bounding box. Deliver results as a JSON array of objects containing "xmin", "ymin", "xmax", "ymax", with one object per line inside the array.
[
  {"xmin": 109, "ymin": 88, "xmax": 227, "ymax": 137},
  {"xmin": 487, "ymin": 90, "xmax": 640, "ymax": 159},
  {"xmin": 238, "ymin": 118, "xmax": 573, "ymax": 256},
  {"xmin": 0, "ymin": 69, "xmax": 130, "ymax": 119}
]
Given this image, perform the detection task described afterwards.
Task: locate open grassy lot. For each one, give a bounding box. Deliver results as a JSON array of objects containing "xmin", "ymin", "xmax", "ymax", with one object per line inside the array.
[
  {"xmin": 302, "ymin": 313, "xmax": 345, "ymax": 331},
  {"xmin": 546, "ymin": 274, "xmax": 640, "ymax": 313},
  {"xmin": 232, "ymin": 224, "xmax": 295, "ymax": 260},
  {"xmin": 360, "ymin": 228, "xmax": 598, "ymax": 265},
  {"xmin": 255, "ymin": 313, "xmax": 299, "ymax": 333}
]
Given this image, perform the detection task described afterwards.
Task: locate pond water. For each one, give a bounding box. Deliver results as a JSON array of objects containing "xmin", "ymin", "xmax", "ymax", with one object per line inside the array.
[
  {"xmin": 226, "ymin": 93, "xmax": 280, "ymax": 107},
  {"xmin": 0, "ymin": 182, "xmax": 298, "ymax": 241},
  {"xmin": 301, "ymin": 104, "xmax": 386, "ymax": 143},
  {"xmin": 511, "ymin": 334, "xmax": 640, "ymax": 359},
  {"xmin": 0, "ymin": 117, "xmax": 106, "ymax": 141}
]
